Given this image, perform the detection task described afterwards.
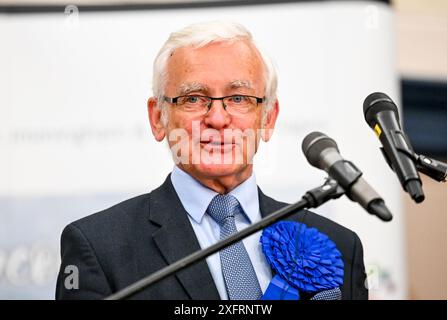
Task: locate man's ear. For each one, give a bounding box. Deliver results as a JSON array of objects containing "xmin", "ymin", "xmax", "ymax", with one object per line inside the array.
[
  {"xmin": 261, "ymin": 99, "xmax": 279, "ymax": 142},
  {"xmin": 147, "ymin": 97, "xmax": 167, "ymax": 142}
]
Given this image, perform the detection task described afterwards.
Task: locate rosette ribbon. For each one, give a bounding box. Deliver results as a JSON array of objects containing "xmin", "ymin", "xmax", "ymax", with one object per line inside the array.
[{"xmin": 260, "ymin": 221, "xmax": 344, "ymax": 300}]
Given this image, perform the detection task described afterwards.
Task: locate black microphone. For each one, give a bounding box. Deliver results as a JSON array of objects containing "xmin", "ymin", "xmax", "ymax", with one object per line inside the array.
[
  {"xmin": 302, "ymin": 131, "xmax": 393, "ymax": 222},
  {"xmin": 363, "ymin": 92, "xmax": 424, "ymax": 203}
]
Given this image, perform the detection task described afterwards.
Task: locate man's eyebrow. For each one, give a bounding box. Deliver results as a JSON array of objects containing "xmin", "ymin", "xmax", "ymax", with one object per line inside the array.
[
  {"xmin": 178, "ymin": 82, "xmax": 209, "ymax": 95},
  {"xmin": 228, "ymin": 80, "xmax": 254, "ymax": 91}
]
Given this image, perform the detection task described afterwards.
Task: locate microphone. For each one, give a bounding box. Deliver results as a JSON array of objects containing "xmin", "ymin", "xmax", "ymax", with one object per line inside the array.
[
  {"xmin": 302, "ymin": 131, "xmax": 393, "ymax": 222},
  {"xmin": 363, "ymin": 92, "xmax": 424, "ymax": 203}
]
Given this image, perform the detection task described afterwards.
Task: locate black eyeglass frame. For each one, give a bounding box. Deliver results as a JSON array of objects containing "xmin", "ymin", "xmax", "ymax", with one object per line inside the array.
[{"xmin": 163, "ymin": 94, "xmax": 266, "ymax": 110}]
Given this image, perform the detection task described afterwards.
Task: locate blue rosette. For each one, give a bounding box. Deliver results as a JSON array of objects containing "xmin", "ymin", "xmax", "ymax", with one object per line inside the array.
[{"xmin": 260, "ymin": 221, "xmax": 344, "ymax": 299}]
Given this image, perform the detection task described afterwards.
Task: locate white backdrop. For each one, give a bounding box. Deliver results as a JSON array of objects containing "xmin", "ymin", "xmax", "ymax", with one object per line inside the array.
[{"xmin": 0, "ymin": 1, "xmax": 406, "ymax": 299}]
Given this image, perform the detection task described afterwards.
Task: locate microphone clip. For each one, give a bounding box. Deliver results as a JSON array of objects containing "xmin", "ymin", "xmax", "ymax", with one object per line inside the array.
[
  {"xmin": 379, "ymin": 129, "xmax": 419, "ymax": 173},
  {"xmin": 303, "ymin": 178, "xmax": 345, "ymax": 208},
  {"xmin": 378, "ymin": 136, "xmax": 447, "ymax": 183}
]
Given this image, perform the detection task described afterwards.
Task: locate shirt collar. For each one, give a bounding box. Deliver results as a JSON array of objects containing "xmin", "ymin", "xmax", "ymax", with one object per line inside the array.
[
  {"xmin": 228, "ymin": 172, "xmax": 259, "ymax": 225},
  {"xmin": 170, "ymin": 165, "xmax": 259, "ymax": 224}
]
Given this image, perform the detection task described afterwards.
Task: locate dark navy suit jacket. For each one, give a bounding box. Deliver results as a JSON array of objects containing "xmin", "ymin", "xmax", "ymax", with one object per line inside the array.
[{"xmin": 56, "ymin": 175, "xmax": 368, "ymax": 300}]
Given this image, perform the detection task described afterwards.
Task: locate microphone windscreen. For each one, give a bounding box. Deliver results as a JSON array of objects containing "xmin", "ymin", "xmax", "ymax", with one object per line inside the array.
[
  {"xmin": 363, "ymin": 92, "xmax": 399, "ymax": 127},
  {"xmin": 301, "ymin": 132, "xmax": 338, "ymax": 169}
]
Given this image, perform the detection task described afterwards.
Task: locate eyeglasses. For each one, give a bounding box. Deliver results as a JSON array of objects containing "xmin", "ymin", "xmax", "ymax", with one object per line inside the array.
[{"xmin": 163, "ymin": 94, "xmax": 265, "ymax": 115}]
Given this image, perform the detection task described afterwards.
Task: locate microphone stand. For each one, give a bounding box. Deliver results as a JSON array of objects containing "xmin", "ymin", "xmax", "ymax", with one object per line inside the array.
[{"xmin": 105, "ymin": 178, "xmax": 345, "ymax": 300}]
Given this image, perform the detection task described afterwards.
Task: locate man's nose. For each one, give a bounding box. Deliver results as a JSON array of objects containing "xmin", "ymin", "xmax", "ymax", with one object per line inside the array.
[{"xmin": 203, "ymin": 100, "xmax": 231, "ymax": 129}]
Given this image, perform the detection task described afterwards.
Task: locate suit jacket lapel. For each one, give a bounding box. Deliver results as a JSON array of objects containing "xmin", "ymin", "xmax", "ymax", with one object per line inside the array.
[
  {"xmin": 258, "ymin": 187, "xmax": 287, "ymax": 219},
  {"xmin": 148, "ymin": 175, "xmax": 220, "ymax": 300},
  {"xmin": 258, "ymin": 186, "xmax": 307, "ymax": 222}
]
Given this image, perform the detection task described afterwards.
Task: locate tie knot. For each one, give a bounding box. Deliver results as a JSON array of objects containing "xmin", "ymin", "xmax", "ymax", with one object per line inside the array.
[{"xmin": 207, "ymin": 194, "xmax": 240, "ymax": 226}]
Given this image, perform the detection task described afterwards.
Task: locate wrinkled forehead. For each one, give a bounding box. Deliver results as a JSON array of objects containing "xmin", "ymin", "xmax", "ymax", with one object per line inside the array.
[
  {"xmin": 177, "ymin": 80, "xmax": 254, "ymax": 95},
  {"xmin": 165, "ymin": 40, "xmax": 266, "ymax": 94}
]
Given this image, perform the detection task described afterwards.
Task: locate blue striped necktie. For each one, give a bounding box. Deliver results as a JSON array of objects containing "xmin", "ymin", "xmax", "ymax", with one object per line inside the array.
[{"xmin": 207, "ymin": 194, "xmax": 262, "ymax": 300}]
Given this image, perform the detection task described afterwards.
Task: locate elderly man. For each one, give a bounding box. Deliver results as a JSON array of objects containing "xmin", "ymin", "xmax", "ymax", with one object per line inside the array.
[{"xmin": 56, "ymin": 21, "xmax": 368, "ymax": 300}]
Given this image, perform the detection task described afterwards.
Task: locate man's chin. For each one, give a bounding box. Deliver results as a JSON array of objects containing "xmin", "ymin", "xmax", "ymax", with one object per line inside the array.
[{"xmin": 186, "ymin": 163, "xmax": 250, "ymax": 179}]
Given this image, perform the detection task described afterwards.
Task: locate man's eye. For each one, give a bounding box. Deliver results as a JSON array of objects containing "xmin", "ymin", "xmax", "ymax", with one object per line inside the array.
[
  {"xmin": 185, "ymin": 96, "xmax": 200, "ymax": 104},
  {"xmin": 230, "ymin": 95, "xmax": 246, "ymax": 103}
]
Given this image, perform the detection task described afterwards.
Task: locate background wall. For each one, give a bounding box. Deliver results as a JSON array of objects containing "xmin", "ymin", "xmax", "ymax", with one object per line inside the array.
[{"xmin": 394, "ymin": 0, "xmax": 447, "ymax": 300}]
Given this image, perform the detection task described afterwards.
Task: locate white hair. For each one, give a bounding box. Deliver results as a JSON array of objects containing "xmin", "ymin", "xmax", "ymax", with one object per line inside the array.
[{"xmin": 152, "ymin": 21, "xmax": 278, "ymax": 123}]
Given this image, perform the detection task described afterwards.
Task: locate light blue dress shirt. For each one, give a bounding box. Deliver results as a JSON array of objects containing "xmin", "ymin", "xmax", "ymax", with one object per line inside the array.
[{"xmin": 170, "ymin": 165, "xmax": 272, "ymax": 300}]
